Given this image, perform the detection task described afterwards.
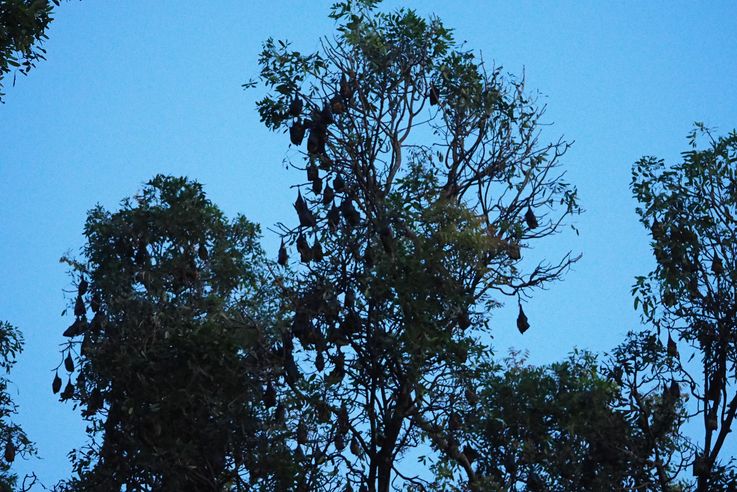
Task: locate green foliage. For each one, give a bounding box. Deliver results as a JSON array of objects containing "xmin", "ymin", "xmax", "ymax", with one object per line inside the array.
[
  {"xmin": 605, "ymin": 332, "xmax": 695, "ymax": 490},
  {"xmin": 1, "ymin": 2, "xmax": 715, "ymax": 490},
  {"xmin": 632, "ymin": 125, "xmax": 737, "ymax": 489},
  {"xmin": 55, "ymin": 176, "xmax": 297, "ymax": 491},
  {"xmin": 0, "ymin": 0, "xmax": 61, "ymax": 102},
  {"xmin": 0, "ymin": 321, "xmax": 35, "ymax": 491},
  {"xmin": 431, "ymin": 347, "xmax": 691, "ymax": 491},
  {"xmin": 255, "ymin": 1, "xmax": 580, "ymax": 490}
]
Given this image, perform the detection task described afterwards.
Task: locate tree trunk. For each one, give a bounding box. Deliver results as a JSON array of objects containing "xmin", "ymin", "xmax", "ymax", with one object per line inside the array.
[{"xmin": 376, "ymin": 413, "xmax": 403, "ymax": 492}]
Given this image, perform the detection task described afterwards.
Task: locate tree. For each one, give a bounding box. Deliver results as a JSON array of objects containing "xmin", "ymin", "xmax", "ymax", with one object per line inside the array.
[
  {"xmin": 0, "ymin": 0, "xmax": 63, "ymax": 102},
  {"xmin": 603, "ymin": 332, "xmax": 695, "ymax": 491},
  {"xmin": 632, "ymin": 124, "xmax": 737, "ymax": 490},
  {"xmin": 0, "ymin": 321, "xmax": 36, "ymax": 492},
  {"xmin": 54, "ymin": 175, "xmax": 297, "ymax": 491},
  {"xmin": 431, "ymin": 344, "xmax": 692, "ymax": 491},
  {"xmin": 254, "ymin": 1, "xmax": 580, "ymax": 490}
]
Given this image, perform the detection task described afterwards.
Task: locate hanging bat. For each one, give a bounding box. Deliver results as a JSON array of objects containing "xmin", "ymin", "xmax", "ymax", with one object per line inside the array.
[
  {"xmin": 278, "ymin": 239, "xmax": 289, "ymax": 266},
  {"xmin": 312, "ymin": 240, "xmax": 324, "ymax": 262},
  {"xmin": 341, "ymin": 199, "xmax": 360, "ymax": 226},
  {"xmin": 262, "ymin": 382, "xmax": 277, "ymax": 408},
  {"xmin": 289, "ymin": 96, "xmax": 303, "ymax": 117},
  {"xmin": 327, "ymin": 205, "xmax": 341, "ymax": 231},
  {"xmin": 323, "ymin": 184, "xmax": 335, "ymax": 205},
  {"xmin": 429, "ymin": 84, "xmax": 439, "ymax": 106},
  {"xmin": 307, "ymin": 163, "xmax": 319, "ymax": 182},
  {"xmin": 307, "ymin": 128, "xmax": 326, "ymax": 156},
  {"xmin": 525, "ymin": 206, "xmax": 538, "ymax": 229},
  {"xmin": 74, "ymin": 294, "xmax": 86, "ymax": 317},
  {"xmin": 290, "ymin": 120, "xmax": 305, "ymax": 146},
  {"xmin": 295, "ymin": 191, "xmax": 317, "ymax": 228},
  {"xmin": 517, "ymin": 303, "xmax": 529, "ymax": 334}
]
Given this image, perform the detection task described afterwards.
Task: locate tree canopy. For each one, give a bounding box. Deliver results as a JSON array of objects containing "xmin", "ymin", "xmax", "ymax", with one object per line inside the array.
[
  {"xmin": 429, "ymin": 343, "xmax": 693, "ymax": 491},
  {"xmin": 0, "ymin": 0, "xmax": 62, "ymax": 101},
  {"xmin": 253, "ymin": 1, "xmax": 581, "ymax": 490},
  {"xmin": 0, "ymin": 321, "xmax": 35, "ymax": 492},
  {"xmin": 54, "ymin": 176, "xmax": 296, "ymax": 490},
  {"xmin": 0, "ymin": 1, "xmax": 734, "ymax": 491},
  {"xmin": 632, "ymin": 125, "xmax": 737, "ymax": 490}
]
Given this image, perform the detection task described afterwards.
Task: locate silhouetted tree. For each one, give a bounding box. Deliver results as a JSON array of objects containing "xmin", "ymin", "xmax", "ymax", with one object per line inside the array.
[
  {"xmin": 431, "ymin": 344, "xmax": 692, "ymax": 491},
  {"xmin": 0, "ymin": 0, "xmax": 64, "ymax": 101},
  {"xmin": 254, "ymin": 1, "xmax": 580, "ymax": 489},
  {"xmin": 0, "ymin": 321, "xmax": 35, "ymax": 491},
  {"xmin": 604, "ymin": 332, "xmax": 695, "ymax": 491},
  {"xmin": 632, "ymin": 124, "xmax": 737, "ymax": 490},
  {"xmin": 54, "ymin": 176, "xmax": 297, "ymax": 491}
]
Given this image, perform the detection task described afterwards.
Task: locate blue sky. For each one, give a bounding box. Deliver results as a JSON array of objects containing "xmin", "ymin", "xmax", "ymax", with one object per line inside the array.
[{"xmin": 0, "ymin": 0, "xmax": 735, "ymax": 486}]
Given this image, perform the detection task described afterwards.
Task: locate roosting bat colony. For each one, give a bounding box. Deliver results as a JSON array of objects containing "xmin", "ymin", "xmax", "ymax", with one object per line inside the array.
[{"xmin": 1, "ymin": 1, "xmax": 733, "ymax": 491}]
